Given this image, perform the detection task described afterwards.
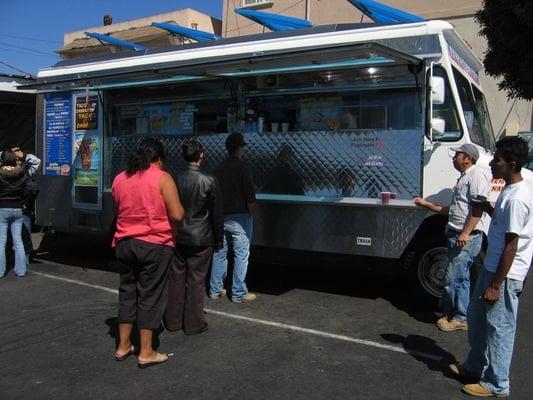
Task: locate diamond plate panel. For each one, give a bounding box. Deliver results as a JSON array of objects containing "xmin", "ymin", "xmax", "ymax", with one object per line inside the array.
[{"xmin": 111, "ymin": 129, "xmax": 422, "ymax": 199}]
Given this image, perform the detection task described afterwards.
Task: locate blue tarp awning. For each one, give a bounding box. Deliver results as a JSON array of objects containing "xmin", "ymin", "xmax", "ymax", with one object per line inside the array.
[
  {"xmin": 151, "ymin": 22, "xmax": 221, "ymax": 42},
  {"xmin": 347, "ymin": 0, "xmax": 424, "ymax": 24},
  {"xmin": 235, "ymin": 8, "xmax": 313, "ymax": 31},
  {"xmin": 84, "ymin": 32, "xmax": 146, "ymax": 51}
]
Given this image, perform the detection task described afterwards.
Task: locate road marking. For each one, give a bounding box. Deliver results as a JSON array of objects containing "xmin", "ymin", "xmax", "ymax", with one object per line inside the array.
[{"xmin": 33, "ymin": 270, "xmax": 441, "ymax": 361}]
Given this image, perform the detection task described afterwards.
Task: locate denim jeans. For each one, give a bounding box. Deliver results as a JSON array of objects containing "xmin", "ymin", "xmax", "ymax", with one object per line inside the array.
[
  {"xmin": 22, "ymin": 213, "xmax": 32, "ymax": 267},
  {"xmin": 0, "ymin": 208, "xmax": 26, "ymax": 277},
  {"xmin": 210, "ymin": 213, "xmax": 253, "ymax": 300},
  {"xmin": 443, "ymin": 229, "xmax": 483, "ymax": 322},
  {"xmin": 464, "ymin": 268, "xmax": 522, "ymax": 395}
]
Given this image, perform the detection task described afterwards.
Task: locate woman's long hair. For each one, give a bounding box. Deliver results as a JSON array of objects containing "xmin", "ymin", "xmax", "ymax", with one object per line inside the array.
[{"xmin": 126, "ymin": 138, "xmax": 165, "ymax": 176}]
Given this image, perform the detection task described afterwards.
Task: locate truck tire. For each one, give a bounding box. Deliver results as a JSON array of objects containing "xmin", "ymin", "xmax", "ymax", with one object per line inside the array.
[{"xmin": 406, "ymin": 245, "xmax": 448, "ymax": 304}]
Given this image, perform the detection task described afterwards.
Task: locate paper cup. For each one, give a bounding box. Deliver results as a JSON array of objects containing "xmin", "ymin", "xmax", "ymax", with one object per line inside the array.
[
  {"xmin": 389, "ymin": 192, "xmax": 397, "ymax": 199},
  {"xmin": 281, "ymin": 122, "xmax": 289, "ymax": 133},
  {"xmin": 381, "ymin": 192, "xmax": 391, "ymax": 205},
  {"xmin": 271, "ymin": 122, "xmax": 279, "ymax": 133}
]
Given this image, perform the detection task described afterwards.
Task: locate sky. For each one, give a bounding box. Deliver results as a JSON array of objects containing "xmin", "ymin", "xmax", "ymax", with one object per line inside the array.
[{"xmin": 0, "ymin": 0, "xmax": 223, "ymax": 76}]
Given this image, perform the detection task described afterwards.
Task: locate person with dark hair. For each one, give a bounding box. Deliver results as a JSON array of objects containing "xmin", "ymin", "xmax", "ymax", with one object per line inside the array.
[
  {"xmin": 414, "ymin": 143, "xmax": 491, "ymax": 331},
  {"xmin": 112, "ymin": 138, "xmax": 184, "ymax": 368},
  {"xmin": 0, "ymin": 150, "xmax": 29, "ymax": 277},
  {"xmin": 450, "ymin": 137, "xmax": 533, "ymax": 397},
  {"xmin": 164, "ymin": 139, "xmax": 223, "ymax": 334},
  {"xmin": 209, "ymin": 133, "xmax": 257, "ymax": 303}
]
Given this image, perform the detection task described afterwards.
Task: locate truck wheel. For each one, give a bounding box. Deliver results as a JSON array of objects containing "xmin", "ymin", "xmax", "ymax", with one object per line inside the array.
[{"xmin": 407, "ymin": 246, "xmax": 448, "ymax": 302}]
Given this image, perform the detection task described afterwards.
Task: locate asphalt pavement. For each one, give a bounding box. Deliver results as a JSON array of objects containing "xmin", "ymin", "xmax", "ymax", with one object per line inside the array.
[{"xmin": 0, "ymin": 234, "xmax": 532, "ymax": 400}]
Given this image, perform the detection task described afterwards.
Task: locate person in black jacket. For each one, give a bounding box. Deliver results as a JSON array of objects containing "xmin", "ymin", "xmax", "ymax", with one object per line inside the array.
[
  {"xmin": 164, "ymin": 139, "xmax": 223, "ymax": 335},
  {"xmin": 0, "ymin": 149, "xmax": 29, "ymax": 277}
]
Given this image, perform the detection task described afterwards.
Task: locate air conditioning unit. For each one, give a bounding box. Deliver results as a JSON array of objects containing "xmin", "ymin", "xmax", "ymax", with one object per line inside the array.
[{"xmin": 257, "ymin": 75, "xmax": 279, "ymax": 89}]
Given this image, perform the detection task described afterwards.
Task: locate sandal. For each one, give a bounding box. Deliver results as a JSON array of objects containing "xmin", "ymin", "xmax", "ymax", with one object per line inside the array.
[
  {"xmin": 114, "ymin": 345, "xmax": 135, "ymax": 361},
  {"xmin": 137, "ymin": 352, "xmax": 169, "ymax": 369}
]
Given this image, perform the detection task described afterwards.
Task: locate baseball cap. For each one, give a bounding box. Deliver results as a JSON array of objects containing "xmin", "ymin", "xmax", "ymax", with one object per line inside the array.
[
  {"xmin": 225, "ymin": 132, "xmax": 247, "ymax": 154},
  {"xmin": 451, "ymin": 143, "xmax": 479, "ymax": 161}
]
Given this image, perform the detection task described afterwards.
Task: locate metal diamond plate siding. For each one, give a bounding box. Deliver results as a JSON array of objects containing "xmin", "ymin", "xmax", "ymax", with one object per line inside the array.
[{"xmin": 110, "ymin": 129, "xmax": 423, "ymax": 257}]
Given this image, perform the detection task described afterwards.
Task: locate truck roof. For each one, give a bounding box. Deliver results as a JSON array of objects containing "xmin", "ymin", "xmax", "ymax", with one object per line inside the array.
[{"xmin": 37, "ymin": 20, "xmax": 454, "ymax": 82}]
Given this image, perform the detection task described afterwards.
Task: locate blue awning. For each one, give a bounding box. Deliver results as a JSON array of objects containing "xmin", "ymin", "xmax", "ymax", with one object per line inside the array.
[
  {"xmin": 151, "ymin": 22, "xmax": 221, "ymax": 42},
  {"xmin": 84, "ymin": 32, "xmax": 146, "ymax": 51},
  {"xmin": 347, "ymin": 0, "xmax": 424, "ymax": 24},
  {"xmin": 235, "ymin": 8, "xmax": 313, "ymax": 31}
]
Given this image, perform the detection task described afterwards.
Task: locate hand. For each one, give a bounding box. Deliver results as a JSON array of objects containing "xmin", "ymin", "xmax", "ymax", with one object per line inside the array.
[
  {"xmin": 456, "ymin": 232, "xmax": 470, "ymax": 248},
  {"xmin": 483, "ymin": 284, "xmax": 500, "ymax": 304},
  {"xmin": 413, "ymin": 197, "xmax": 428, "ymax": 207}
]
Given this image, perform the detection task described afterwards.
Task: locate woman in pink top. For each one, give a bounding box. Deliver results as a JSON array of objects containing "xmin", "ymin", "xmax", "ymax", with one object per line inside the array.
[{"xmin": 112, "ymin": 138, "xmax": 184, "ymax": 369}]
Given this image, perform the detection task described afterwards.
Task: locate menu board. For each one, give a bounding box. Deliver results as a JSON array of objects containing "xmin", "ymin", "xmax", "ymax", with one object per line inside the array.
[
  {"xmin": 75, "ymin": 95, "xmax": 98, "ymax": 131},
  {"xmin": 44, "ymin": 93, "xmax": 72, "ymax": 176}
]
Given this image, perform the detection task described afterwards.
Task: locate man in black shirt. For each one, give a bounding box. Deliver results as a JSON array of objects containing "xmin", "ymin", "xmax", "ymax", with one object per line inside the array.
[
  {"xmin": 209, "ymin": 133, "xmax": 257, "ymax": 303},
  {"xmin": 164, "ymin": 140, "xmax": 223, "ymax": 334}
]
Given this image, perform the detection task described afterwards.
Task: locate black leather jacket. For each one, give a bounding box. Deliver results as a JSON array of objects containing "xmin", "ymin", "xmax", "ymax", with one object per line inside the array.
[
  {"xmin": 175, "ymin": 164, "xmax": 223, "ymax": 247},
  {"xmin": 0, "ymin": 166, "xmax": 27, "ymax": 209}
]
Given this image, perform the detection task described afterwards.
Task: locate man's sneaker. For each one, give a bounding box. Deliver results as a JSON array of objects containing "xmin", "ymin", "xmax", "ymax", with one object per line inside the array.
[
  {"xmin": 437, "ymin": 318, "xmax": 468, "ymax": 331},
  {"xmin": 448, "ymin": 363, "xmax": 480, "ymax": 380},
  {"xmin": 209, "ymin": 288, "xmax": 227, "ymax": 300},
  {"xmin": 462, "ymin": 383, "xmax": 509, "ymax": 397},
  {"xmin": 231, "ymin": 293, "xmax": 257, "ymax": 303}
]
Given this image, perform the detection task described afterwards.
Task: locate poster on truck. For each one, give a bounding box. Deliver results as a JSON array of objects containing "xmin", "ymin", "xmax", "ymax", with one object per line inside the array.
[
  {"xmin": 72, "ymin": 92, "xmax": 102, "ymax": 210},
  {"xmin": 44, "ymin": 93, "xmax": 72, "ymax": 176}
]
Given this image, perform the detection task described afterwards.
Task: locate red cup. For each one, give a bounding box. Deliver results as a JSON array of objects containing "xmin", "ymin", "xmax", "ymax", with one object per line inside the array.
[
  {"xmin": 390, "ymin": 192, "xmax": 397, "ymax": 199},
  {"xmin": 381, "ymin": 192, "xmax": 391, "ymax": 205}
]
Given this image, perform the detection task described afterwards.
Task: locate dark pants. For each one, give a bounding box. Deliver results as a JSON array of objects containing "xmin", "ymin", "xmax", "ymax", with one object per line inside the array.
[
  {"xmin": 116, "ymin": 238, "xmax": 172, "ymax": 330},
  {"xmin": 165, "ymin": 245, "xmax": 213, "ymax": 334}
]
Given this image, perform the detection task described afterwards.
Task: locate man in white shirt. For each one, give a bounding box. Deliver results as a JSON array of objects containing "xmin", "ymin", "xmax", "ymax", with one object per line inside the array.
[
  {"xmin": 451, "ymin": 137, "xmax": 533, "ymax": 397},
  {"xmin": 414, "ymin": 143, "xmax": 491, "ymax": 331}
]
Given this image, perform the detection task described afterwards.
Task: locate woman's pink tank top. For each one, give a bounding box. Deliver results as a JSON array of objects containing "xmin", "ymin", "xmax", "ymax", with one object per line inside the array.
[{"xmin": 112, "ymin": 164, "xmax": 174, "ymax": 247}]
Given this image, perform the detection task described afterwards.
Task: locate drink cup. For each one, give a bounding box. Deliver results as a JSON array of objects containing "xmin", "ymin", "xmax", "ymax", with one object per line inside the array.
[
  {"xmin": 271, "ymin": 122, "xmax": 279, "ymax": 133},
  {"xmin": 381, "ymin": 191, "xmax": 391, "ymax": 205},
  {"xmin": 389, "ymin": 192, "xmax": 397, "ymax": 199},
  {"xmin": 281, "ymin": 122, "xmax": 289, "ymax": 133}
]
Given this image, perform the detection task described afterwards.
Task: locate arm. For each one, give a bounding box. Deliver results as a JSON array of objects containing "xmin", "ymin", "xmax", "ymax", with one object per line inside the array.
[
  {"xmin": 413, "ymin": 197, "xmax": 449, "ymax": 216},
  {"xmin": 24, "ymin": 153, "xmax": 42, "ymax": 176},
  {"xmin": 242, "ymin": 164, "xmax": 257, "ymax": 216},
  {"xmin": 483, "ymin": 233, "xmax": 519, "ymax": 303},
  {"xmin": 159, "ymin": 173, "xmax": 185, "ymax": 223},
  {"xmin": 209, "ymin": 177, "xmax": 224, "ymax": 249},
  {"xmin": 456, "ymin": 203, "xmax": 483, "ymax": 248}
]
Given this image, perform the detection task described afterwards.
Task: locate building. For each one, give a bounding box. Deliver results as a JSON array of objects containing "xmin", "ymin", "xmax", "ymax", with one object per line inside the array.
[
  {"xmin": 57, "ymin": 8, "xmax": 222, "ymax": 60},
  {"xmin": 0, "ymin": 74, "xmax": 36, "ymax": 153},
  {"xmin": 222, "ymin": 0, "xmax": 532, "ymax": 137}
]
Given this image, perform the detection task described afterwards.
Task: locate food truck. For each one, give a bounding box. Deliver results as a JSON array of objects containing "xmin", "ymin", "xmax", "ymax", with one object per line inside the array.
[{"xmin": 28, "ymin": 19, "xmax": 507, "ymax": 300}]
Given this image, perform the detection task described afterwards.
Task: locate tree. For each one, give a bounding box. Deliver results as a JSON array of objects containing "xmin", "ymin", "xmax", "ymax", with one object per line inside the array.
[{"xmin": 476, "ymin": 0, "xmax": 533, "ymax": 100}]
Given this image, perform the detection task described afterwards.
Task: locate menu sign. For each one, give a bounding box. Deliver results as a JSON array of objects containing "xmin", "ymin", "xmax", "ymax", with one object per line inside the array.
[
  {"xmin": 75, "ymin": 95, "xmax": 98, "ymax": 131},
  {"xmin": 44, "ymin": 93, "xmax": 72, "ymax": 176}
]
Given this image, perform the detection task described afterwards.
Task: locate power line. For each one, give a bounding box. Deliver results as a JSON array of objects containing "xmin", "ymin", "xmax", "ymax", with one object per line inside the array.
[
  {"xmin": 0, "ymin": 32, "xmax": 62, "ymax": 44},
  {"xmin": 0, "ymin": 45, "xmax": 58, "ymax": 59},
  {"xmin": 0, "ymin": 59, "xmax": 34, "ymax": 77},
  {"xmin": 0, "ymin": 40, "xmax": 57, "ymax": 57}
]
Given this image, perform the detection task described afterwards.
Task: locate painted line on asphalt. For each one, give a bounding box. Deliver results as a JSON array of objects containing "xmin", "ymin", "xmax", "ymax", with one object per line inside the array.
[{"xmin": 32, "ymin": 270, "xmax": 441, "ymax": 361}]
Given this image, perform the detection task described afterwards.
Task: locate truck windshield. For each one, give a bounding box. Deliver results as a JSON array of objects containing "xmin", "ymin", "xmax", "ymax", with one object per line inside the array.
[{"xmin": 453, "ymin": 67, "xmax": 495, "ymax": 151}]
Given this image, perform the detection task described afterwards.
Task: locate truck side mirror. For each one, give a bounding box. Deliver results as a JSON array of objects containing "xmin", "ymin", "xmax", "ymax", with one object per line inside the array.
[
  {"xmin": 430, "ymin": 76, "xmax": 445, "ymax": 105},
  {"xmin": 431, "ymin": 117, "xmax": 446, "ymax": 135}
]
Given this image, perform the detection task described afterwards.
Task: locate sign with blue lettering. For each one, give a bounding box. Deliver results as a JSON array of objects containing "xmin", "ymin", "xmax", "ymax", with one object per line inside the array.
[{"xmin": 44, "ymin": 93, "xmax": 72, "ymax": 176}]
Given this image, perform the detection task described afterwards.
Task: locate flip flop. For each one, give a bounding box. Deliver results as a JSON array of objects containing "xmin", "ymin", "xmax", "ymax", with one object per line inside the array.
[
  {"xmin": 114, "ymin": 345, "xmax": 135, "ymax": 361},
  {"xmin": 137, "ymin": 353, "xmax": 169, "ymax": 369}
]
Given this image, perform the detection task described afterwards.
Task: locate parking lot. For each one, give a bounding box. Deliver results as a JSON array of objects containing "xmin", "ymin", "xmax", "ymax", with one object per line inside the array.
[{"xmin": 1, "ymin": 235, "xmax": 532, "ymax": 399}]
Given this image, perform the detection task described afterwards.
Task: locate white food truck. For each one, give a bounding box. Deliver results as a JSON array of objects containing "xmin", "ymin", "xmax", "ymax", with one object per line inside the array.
[{"xmin": 28, "ymin": 19, "xmax": 520, "ymax": 300}]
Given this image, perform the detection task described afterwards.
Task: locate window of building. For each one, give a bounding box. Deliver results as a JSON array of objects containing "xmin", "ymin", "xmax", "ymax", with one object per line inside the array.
[{"xmin": 242, "ymin": 0, "xmax": 270, "ymax": 6}]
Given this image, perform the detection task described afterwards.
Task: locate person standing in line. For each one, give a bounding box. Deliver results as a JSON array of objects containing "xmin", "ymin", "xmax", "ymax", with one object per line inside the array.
[
  {"xmin": 164, "ymin": 140, "xmax": 223, "ymax": 334},
  {"xmin": 0, "ymin": 150, "xmax": 29, "ymax": 278},
  {"xmin": 450, "ymin": 137, "xmax": 533, "ymax": 398},
  {"xmin": 414, "ymin": 143, "xmax": 491, "ymax": 331},
  {"xmin": 209, "ymin": 133, "xmax": 257, "ymax": 303},
  {"xmin": 13, "ymin": 147, "xmax": 41, "ymax": 267},
  {"xmin": 112, "ymin": 138, "xmax": 184, "ymax": 368}
]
